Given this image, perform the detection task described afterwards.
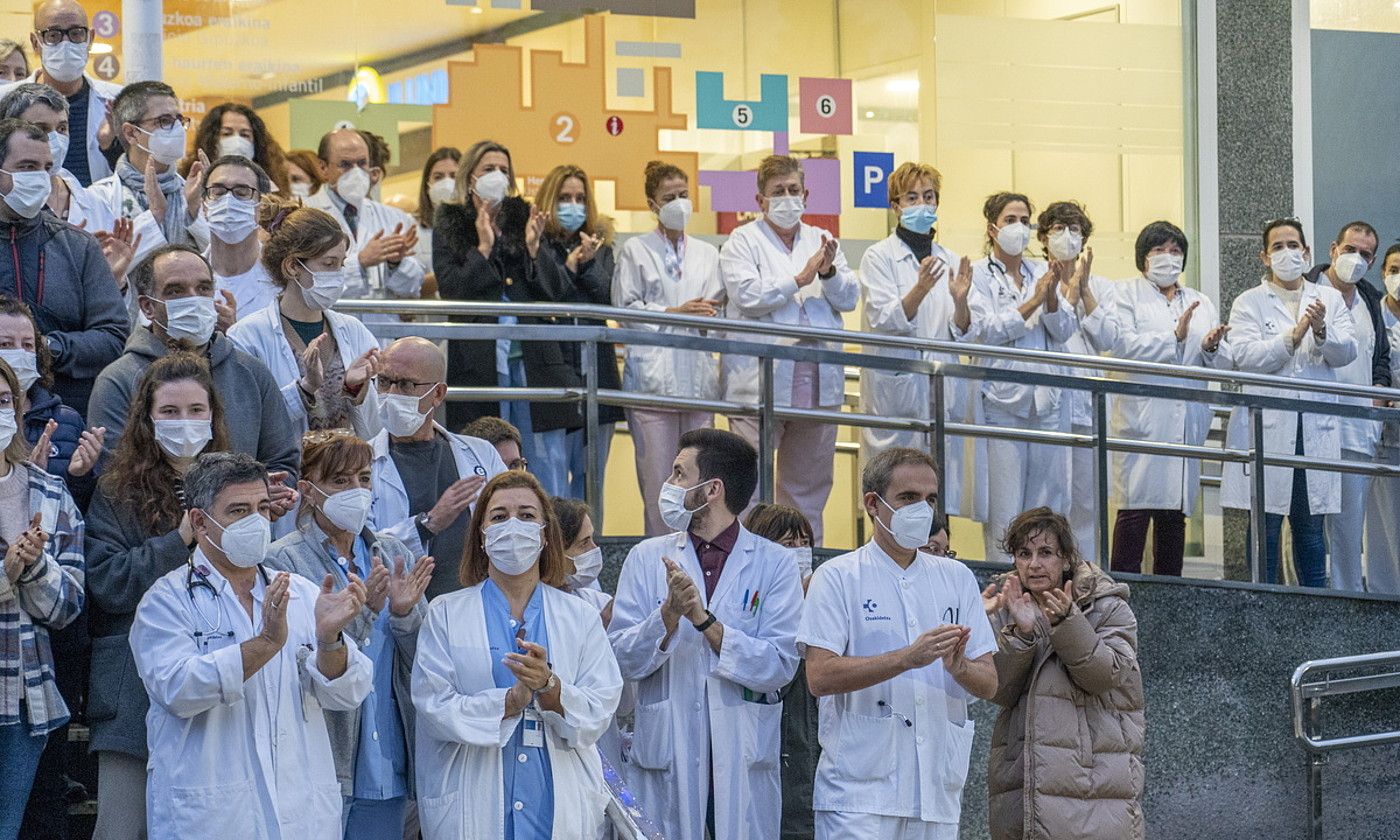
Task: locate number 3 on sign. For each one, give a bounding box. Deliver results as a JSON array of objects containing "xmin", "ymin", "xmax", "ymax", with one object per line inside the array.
[{"xmin": 551, "ymin": 113, "xmax": 577, "ymax": 145}]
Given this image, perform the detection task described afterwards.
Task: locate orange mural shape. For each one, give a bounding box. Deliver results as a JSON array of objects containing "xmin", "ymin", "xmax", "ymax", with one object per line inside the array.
[{"xmin": 432, "ymin": 14, "xmax": 696, "ymax": 212}]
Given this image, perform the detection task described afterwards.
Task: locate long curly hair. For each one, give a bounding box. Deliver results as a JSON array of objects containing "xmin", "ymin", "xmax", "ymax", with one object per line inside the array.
[
  {"xmin": 100, "ymin": 352, "xmax": 232, "ymax": 535},
  {"xmin": 182, "ymin": 103, "xmax": 291, "ymax": 195}
]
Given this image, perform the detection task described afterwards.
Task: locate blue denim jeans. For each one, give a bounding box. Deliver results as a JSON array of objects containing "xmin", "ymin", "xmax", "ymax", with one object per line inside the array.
[
  {"xmin": 1245, "ymin": 420, "xmax": 1329, "ymax": 587},
  {"xmin": 0, "ymin": 718, "xmax": 47, "ymax": 840},
  {"xmin": 499, "ymin": 356, "xmax": 539, "ymax": 468}
]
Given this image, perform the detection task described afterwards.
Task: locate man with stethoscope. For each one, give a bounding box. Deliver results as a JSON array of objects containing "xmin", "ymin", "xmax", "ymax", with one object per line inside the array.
[
  {"xmin": 130, "ymin": 452, "xmax": 372, "ymax": 840},
  {"xmin": 800, "ymin": 447, "xmax": 997, "ymax": 840}
]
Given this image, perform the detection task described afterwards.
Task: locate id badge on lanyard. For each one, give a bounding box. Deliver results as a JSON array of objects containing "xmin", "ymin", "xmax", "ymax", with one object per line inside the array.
[{"xmin": 522, "ymin": 707, "xmax": 545, "ymax": 748}]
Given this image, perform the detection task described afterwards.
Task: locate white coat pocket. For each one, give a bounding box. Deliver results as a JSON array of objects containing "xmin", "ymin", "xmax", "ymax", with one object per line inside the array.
[
  {"xmin": 168, "ymin": 779, "xmax": 265, "ymax": 839},
  {"xmin": 279, "ymin": 780, "xmax": 342, "ymax": 840},
  {"xmin": 832, "ymin": 713, "xmax": 898, "ymax": 783},
  {"xmin": 417, "ymin": 789, "xmax": 460, "ymax": 840},
  {"xmin": 629, "ymin": 700, "xmax": 673, "ymax": 770},
  {"xmin": 739, "ymin": 701, "xmax": 782, "ymax": 771},
  {"xmin": 932, "ymin": 719, "xmax": 976, "ymax": 822}
]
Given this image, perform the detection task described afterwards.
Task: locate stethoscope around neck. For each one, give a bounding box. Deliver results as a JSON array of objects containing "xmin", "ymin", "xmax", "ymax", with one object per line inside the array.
[{"xmin": 185, "ymin": 557, "xmax": 269, "ymax": 639}]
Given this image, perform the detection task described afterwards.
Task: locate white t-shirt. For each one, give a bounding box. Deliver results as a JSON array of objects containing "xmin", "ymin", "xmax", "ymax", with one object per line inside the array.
[
  {"xmin": 216, "ymin": 262, "xmax": 279, "ymax": 323},
  {"xmin": 798, "ymin": 540, "xmax": 996, "ymax": 824}
]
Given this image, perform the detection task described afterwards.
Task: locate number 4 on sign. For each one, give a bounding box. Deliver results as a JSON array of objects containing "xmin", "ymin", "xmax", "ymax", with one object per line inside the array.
[{"xmin": 93, "ymin": 53, "xmax": 121, "ymax": 82}]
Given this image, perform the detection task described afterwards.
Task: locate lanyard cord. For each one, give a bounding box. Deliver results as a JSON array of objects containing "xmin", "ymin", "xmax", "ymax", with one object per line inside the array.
[{"xmin": 9, "ymin": 226, "xmax": 45, "ymax": 306}]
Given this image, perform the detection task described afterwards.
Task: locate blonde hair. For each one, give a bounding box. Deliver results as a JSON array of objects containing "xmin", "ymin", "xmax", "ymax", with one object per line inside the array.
[
  {"xmin": 453, "ymin": 139, "xmax": 516, "ymax": 203},
  {"xmin": 756, "ymin": 154, "xmax": 803, "ymax": 194},
  {"xmin": 887, "ymin": 162, "xmax": 942, "ymax": 205},
  {"xmin": 535, "ymin": 164, "xmax": 612, "ymax": 245}
]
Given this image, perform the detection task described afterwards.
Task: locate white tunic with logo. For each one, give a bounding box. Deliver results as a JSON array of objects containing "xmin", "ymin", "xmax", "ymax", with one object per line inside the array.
[{"xmin": 797, "ymin": 542, "xmax": 995, "ymax": 825}]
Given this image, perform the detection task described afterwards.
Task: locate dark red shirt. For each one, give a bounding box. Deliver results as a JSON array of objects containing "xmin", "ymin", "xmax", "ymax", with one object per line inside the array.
[{"xmin": 690, "ymin": 519, "xmax": 740, "ymax": 600}]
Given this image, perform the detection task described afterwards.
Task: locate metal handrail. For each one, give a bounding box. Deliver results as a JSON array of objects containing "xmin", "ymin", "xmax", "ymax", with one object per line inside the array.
[
  {"xmin": 349, "ymin": 299, "xmax": 1400, "ymax": 582},
  {"xmin": 1290, "ymin": 651, "xmax": 1400, "ymax": 839},
  {"xmin": 337, "ymin": 297, "xmax": 1400, "ymax": 404}
]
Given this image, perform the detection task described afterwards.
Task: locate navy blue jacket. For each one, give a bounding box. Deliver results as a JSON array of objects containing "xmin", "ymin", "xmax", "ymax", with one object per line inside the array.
[{"xmin": 24, "ymin": 383, "xmax": 96, "ymax": 510}]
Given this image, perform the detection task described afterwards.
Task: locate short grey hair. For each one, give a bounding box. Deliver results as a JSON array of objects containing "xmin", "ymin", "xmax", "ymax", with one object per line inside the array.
[
  {"xmin": 185, "ymin": 452, "xmax": 268, "ymax": 512},
  {"xmin": 861, "ymin": 447, "xmax": 938, "ymax": 498},
  {"xmin": 112, "ymin": 80, "xmax": 176, "ymax": 149},
  {"xmin": 128, "ymin": 243, "xmax": 209, "ymax": 298},
  {"xmin": 202, "ymin": 154, "xmax": 271, "ymax": 194},
  {"xmin": 0, "ymin": 83, "xmax": 66, "ymax": 121}
]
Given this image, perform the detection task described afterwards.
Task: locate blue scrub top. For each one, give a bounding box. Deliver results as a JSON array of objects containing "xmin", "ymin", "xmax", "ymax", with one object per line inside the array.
[
  {"xmin": 329, "ymin": 535, "xmax": 409, "ymax": 801},
  {"xmin": 482, "ymin": 578, "xmax": 554, "ymax": 839}
]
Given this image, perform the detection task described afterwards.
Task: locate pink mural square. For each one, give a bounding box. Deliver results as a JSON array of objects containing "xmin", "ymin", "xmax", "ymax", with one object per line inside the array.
[{"xmin": 798, "ymin": 77, "xmax": 852, "ymax": 136}]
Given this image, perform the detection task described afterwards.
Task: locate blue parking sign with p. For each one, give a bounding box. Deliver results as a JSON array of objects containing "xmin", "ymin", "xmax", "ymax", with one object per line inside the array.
[{"xmin": 853, "ymin": 152, "xmax": 894, "ymax": 209}]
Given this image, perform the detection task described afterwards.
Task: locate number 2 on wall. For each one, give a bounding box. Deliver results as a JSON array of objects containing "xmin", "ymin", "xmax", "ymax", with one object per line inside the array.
[{"xmin": 552, "ymin": 113, "xmax": 577, "ymax": 144}]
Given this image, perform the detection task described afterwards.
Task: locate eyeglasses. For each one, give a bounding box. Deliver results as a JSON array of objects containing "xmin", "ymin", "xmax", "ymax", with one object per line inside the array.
[
  {"xmin": 205, "ymin": 184, "xmax": 260, "ymax": 201},
  {"xmin": 508, "ymin": 458, "xmax": 529, "ymax": 470},
  {"xmin": 136, "ymin": 114, "xmax": 191, "ymax": 132},
  {"xmin": 372, "ymin": 375, "xmax": 437, "ymax": 394},
  {"xmin": 36, "ymin": 26, "xmax": 89, "ymax": 45},
  {"xmin": 1048, "ymin": 223, "xmax": 1083, "ymax": 236}
]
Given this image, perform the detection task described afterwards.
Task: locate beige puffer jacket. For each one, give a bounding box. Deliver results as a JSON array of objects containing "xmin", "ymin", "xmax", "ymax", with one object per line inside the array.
[{"xmin": 987, "ymin": 562, "xmax": 1146, "ymax": 840}]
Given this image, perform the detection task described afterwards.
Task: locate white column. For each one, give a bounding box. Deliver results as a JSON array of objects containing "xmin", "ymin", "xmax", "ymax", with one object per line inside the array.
[{"xmin": 122, "ymin": 0, "xmax": 163, "ymax": 83}]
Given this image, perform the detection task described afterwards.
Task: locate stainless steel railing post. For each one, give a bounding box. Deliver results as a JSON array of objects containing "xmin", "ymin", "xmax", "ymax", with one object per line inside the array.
[
  {"xmin": 582, "ymin": 340, "xmax": 603, "ymax": 527},
  {"xmin": 1094, "ymin": 391, "xmax": 1111, "ymax": 570},
  {"xmin": 1249, "ymin": 407, "xmax": 1269, "ymax": 583},
  {"xmin": 758, "ymin": 357, "xmax": 776, "ymax": 504},
  {"xmin": 931, "ymin": 373, "xmax": 947, "ymax": 523}
]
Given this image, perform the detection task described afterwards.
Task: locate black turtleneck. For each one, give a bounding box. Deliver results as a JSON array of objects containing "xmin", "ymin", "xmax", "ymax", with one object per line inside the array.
[{"xmin": 895, "ymin": 224, "xmax": 933, "ymax": 263}]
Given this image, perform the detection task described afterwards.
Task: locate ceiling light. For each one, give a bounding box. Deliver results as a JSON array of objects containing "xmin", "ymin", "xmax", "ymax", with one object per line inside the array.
[
  {"xmin": 90, "ymin": 43, "xmax": 112, "ymax": 54},
  {"xmin": 864, "ymin": 110, "xmax": 874, "ymax": 119},
  {"xmin": 885, "ymin": 78, "xmax": 919, "ymax": 93},
  {"xmin": 471, "ymin": 5, "xmax": 483, "ymax": 12}
]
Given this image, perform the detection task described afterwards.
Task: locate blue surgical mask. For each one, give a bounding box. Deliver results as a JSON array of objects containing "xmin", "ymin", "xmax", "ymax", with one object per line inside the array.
[
  {"xmin": 556, "ymin": 202, "xmax": 587, "ymax": 233},
  {"xmin": 899, "ymin": 204, "xmax": 938, "ymax": 234}
]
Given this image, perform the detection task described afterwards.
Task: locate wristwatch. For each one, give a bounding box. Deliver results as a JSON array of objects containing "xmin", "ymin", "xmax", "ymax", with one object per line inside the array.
[
  {"xmin": 416, "ymin": 511, "xmax": 434, "ymax": 533},
  {"xmin": 319, "ymin": 632, "xmax": 346, "ymax": 652},
  {"xmin": 692, "ymin": 610, "xmax": 718, "ymax": 633},
  {"xmin": 533, "ymin": 673, "xmax": 558, "ymax": 698}
]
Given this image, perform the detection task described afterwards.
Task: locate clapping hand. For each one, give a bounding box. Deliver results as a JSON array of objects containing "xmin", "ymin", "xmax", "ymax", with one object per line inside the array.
[
  {"xmin": 1174, "ymin": 301, "xmax": 1200, "ymax": 343},
  {"xmin": 662, "ymin": 557, "xmax": 704, "ymax": 625},
  {"xmin": 667, "ymin": 297, "xmax": 720, "ymax": 317},
  {"xmin": 949, "ymin": 256, "xmax": 973, "ymax": 303},
  {"xmin": 3, "ymin": 512, "xmax": 44, "ymax": 584},
  {"xmin": 388, "ymin": 556, "xmax": 435, "ymax": 617},
  {"xmin": 267, "ymin": 471, "xmax": 298, "ymax": 521},
  {"xmin": 214, "ymin": 290, "xmax": 237, "ymax": 335},
  {"xmin": 258, "ymin": 571, "xmax": 291, "ymax": 648},
  {"xmin": 901, "ymin": 624, "xmax": 969, "ymax": 670},
  {"xmin": 504, "ymin": 637, "xmax": 553, "ymax": 692},
  {"xmin": 1034, "ymin": 580, "xmax": 1075, "ymax": 627},
  {"xmin": 68, "ymin": 426, "xmax": 105, "ymax": 477},
  {"xmin": 1002, "ymin": 575, "xmax": 1040, "ymax": 636},
  {"xmin": 343, "ymin": 347, "xmax": 381, "ymax": 403},
  {"xmin": 183, "ymin": 150, "xmax": 210, "ymax": 221},
  {"xmin": 1202, "ymin": 323, "xmax": 1231, "ymax": 353},
  {"xmin": 94, "ymin": 217, "xmax": 141, "ymax": 282},
  {"xmin": 315, "ymin": 572, "xmax": 367, "ymax": 644},
  {"xmin": 364, "ymin": 563, "xmax": 390, "ymax": 614}
]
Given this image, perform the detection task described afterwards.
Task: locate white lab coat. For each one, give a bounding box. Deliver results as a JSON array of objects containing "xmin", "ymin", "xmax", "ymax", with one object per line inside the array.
[
  {"xmin": 0, "ymin": 73, "xmax": 121, "ymax": 183},
  {"xmin": 86, "ymin": 171, "xmax": 212, "ymax": 271},
  {"xmin": 129, "ymin": 551, "xmax": 372, "ymax": 840},
  {"xmin": 1317, "ymin": 274, "xmax": 1382, "ymax": 457},
  {"xmin": 57, "ymin": 170, "xmax": 115, "ymax": 233},
  {"xmin": 214, "ymin": 260, "xmax": 279, "ymax": 323},
  {"xmin": 1055, "ymin": 274, "xmax": 1121, "ymax": 430},
  {"xmin": 366, "ymin": 424, "xmax": 508, "ymax": 558},
  {"xmin": 968, "ymin": 255, "xmax": 1078, "ymax": 419},
  {"xmin": 719, "ymin": 219, "xmax": 859, "ymax": 408},
  {"xmin": 411, "ymin": 582, "xmax": 622, "ymax": 840},
  {"xmin": 608, "ymin": 525, "xmax": 803, "ymax": 840},
  {"xmin": 304, "ymin": 189, "xmax": 425, "ymax": 305},
  {"xmin": 226, "ymin": 303, "xmax": 383, "ymax": 441},
  {"xmin": 1221, "ymin": 279, "xmax": 1358, "ymax": 515},
  {"xmin": 1112, "ymin": 277, "xmax": 1235, "ymax": 513},
  {"xmin": 858, "ymin": 233, "xmax": 985, "ymax": 520},
  {"xmin": 796, "ymin": 541, "xmax": 996, "ymax": 823},
  {"xmin": 613, "ymin": 230, "xmax": 726, "ymax": 400}
]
